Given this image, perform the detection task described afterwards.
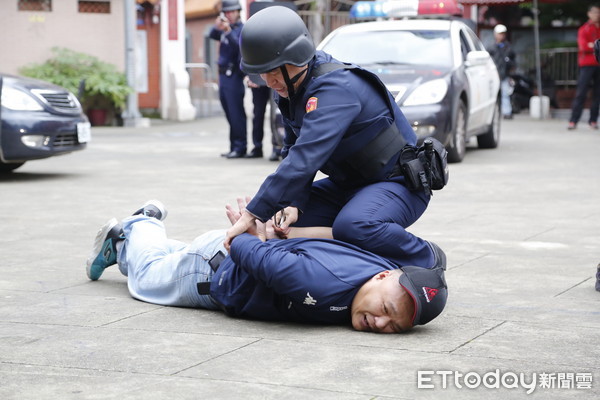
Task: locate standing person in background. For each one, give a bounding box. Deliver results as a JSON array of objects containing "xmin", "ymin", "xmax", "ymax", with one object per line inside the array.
[
  {"xmin": 488, "ymin": 24, "xmax": 516, "ymax": 120},
  {"xmin": 568, "ymin": 4, "xmax": 600, "ymax": 131},
  {"xmin": 244, "ymin": 75, "xmax": 271, "ymax": 158},
  {"xmin": 210, "ymin": 0, "xmax": 247, "ymax": 158},
  {"xmin": 592, "ymin": 38, "xmax": 600, "ymax": 292}
]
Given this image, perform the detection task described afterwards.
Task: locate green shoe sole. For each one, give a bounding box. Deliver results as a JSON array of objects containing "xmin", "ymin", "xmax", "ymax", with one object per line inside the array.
[{"xmin": 86, "ymin": 218, "xmax": 120, "ymax": 281}]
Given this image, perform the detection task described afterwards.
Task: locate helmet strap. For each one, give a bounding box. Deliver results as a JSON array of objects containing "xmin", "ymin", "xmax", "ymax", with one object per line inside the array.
[{"xmin": 279, "ymin": 65, "xmax": 307, "ymax": 99}]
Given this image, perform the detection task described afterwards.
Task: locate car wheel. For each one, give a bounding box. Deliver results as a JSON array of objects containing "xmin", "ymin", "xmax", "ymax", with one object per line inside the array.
[
  {"xmin": 0, "ymin": 161, "xmax": 25, "ymax": 173},
  {"xmin": 447, "ymin": 100, "xmax": 467, "ymax": 163},
  {"xmin": 477, "ymin": 100, "xmax": 501, "ymax": 149}
]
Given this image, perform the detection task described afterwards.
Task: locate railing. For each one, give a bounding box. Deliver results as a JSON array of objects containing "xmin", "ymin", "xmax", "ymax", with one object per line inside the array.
[
  {"xmin": 518, "ymin": 47, "xmax": 578, "ymax": 87},
  {"xmin": 185, "ymin": 62, "xmax": 221, "ymax": 118}
]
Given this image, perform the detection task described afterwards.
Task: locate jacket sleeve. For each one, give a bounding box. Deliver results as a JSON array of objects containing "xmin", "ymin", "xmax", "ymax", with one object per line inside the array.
[
  {"xmin": 209, "ymin": 26, "xmax": 221, "ymax": 41},
  {"xmin": 579, "ymin": 24, "xmax": 594, "ymax": 55},
  {"xmin": 246, "ymin": 78, "xmax": 361, "ymax": 221},
  {"xmin": 225, "ymin": 25, "xmax": 242, "ymax": 60},
  {"xmin": 229, "ymin": 234, "xmax": 331, "ymax": 298}
]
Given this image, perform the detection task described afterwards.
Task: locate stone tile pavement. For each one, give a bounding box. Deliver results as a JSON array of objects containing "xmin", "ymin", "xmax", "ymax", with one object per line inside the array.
[{"xmin": 0, "ymin": 113, "xmax": 598, "ymax": 399}]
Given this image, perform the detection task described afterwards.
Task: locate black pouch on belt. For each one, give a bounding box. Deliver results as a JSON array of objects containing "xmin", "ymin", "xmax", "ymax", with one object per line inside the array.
[{"xmin": 399, "ymin": 138, "xmax": 449, "ymax": 195}]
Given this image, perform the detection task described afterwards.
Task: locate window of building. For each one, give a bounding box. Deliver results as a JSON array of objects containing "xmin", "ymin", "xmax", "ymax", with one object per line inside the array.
[
  {"xmin": 18, "ymin": 0, "xmax": 52, "ymax": 11},
  {"xmin": 79, "ymin": 0, "xmax": 111, "ymax": 14}
]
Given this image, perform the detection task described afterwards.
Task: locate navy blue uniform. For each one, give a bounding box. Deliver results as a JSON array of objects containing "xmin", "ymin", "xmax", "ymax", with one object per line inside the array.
[
  {"xmin": 245, "ymin": 51, "xmax": 433, "ymax": 268},
  {"xmin": 210, "ymin": 21, "xmax": 247, "ymax": 154},
  {"xmin": 211, "ymin": 233, "xmax": 397, "ymax": 323}
]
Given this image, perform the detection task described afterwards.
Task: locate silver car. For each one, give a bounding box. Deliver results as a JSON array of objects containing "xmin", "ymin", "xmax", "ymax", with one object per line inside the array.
[{"xmin": 318, "ymin": 19, "xmax": 501, "ymax": 162}]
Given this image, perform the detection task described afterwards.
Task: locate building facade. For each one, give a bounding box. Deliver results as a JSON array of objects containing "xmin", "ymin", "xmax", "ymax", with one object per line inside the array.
[{"xmin": 0, "ymin": 0, "xmax": 194, "ymax": 122}]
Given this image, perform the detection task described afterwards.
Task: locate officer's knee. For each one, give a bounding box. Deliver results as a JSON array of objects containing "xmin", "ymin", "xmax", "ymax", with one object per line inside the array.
[{"xmin": 332, "ymin": 218, "xmax": 379, "ymax": 246}]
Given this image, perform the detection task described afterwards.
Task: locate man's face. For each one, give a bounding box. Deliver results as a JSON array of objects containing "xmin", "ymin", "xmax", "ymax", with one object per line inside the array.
[
  {"xmin": 589, "ymin": 7, "xmax": 600, "ymax": 24},
  {"xmin": 351, "ymin": 270, "xmax": 415, "ymax": 334},
  {"xmin": 259, "ymin": 65, "xmax": 307, "ymax": 98},
  {"xmin": 224, "ymin": 10, "xmax": 239, "ymax": 24}
]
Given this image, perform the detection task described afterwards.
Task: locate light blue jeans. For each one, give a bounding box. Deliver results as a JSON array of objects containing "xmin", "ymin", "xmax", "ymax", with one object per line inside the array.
[
  {"xmin": 117, "ymin": 215, "xmax": 224, "ymax": 310},
  {"xmin": 501, "ymin": 77, "xmax": 514, "ymax": 117}
]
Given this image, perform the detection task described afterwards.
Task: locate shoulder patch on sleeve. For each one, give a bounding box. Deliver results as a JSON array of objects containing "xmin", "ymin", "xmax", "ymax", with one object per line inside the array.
[{"xmin": 306, "ymin": 97, "xmax": 318, "ymax": 113}]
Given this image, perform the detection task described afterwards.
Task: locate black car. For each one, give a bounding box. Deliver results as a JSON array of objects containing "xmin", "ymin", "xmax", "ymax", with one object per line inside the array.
[
  {"xmin": 0, "ymin": 74, "xmax": 90, "ymax": 172},
  {"xmin": 318, "ymin": 19, "xmax": 501, "ymax": 163}
]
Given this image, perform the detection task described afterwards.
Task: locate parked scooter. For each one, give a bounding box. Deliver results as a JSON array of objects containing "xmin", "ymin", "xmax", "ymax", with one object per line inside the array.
[
  {"xmin": 510, "ymin": 68, "xmax": 558, "ymax": 114},
  {"xmin": 510, "ymin": 73, "xmax": 534, "ymax": 114}
]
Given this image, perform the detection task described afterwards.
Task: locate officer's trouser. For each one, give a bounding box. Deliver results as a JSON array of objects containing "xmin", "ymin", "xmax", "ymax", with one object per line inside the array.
[
  {"xmin": 218, "ymin": 73, "xmax": 247, "ymax": 153},
  {"xmin": 294, "ymin": 178, "xmax": 433, "ymax": 268}
]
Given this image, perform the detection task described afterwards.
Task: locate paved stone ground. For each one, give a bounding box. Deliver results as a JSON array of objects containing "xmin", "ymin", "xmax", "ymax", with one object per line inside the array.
[{"xmin": 1, "ymin": 113, "xmax": 598, "ymax": 399}]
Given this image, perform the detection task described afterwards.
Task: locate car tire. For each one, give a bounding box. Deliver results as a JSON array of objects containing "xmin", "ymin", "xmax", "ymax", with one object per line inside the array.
[
  {"xmin": 477, "ymin": 100, "xmax": 501, "ymax": 149},
  {"xmin": 0, "ymin": 161, "xmax": 25, "ymax": 173},
  {"xmin": 447, "ymin": 100, "xmax": 467, "ymax": 163}
]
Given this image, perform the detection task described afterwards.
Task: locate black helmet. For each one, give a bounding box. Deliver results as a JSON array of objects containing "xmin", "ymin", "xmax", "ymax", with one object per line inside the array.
[
  {"xmin": 240, "ymin": 6, "xmax": 315, "ymax": 74},
  {"xmin": 221, "ymin": 0, "xmax": 241, "ymax": 12}
]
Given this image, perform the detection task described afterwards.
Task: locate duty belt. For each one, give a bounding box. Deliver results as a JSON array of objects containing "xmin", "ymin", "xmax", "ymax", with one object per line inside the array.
[{"xmin": 196, "ymin": 250, "xmax": 226, "ymax": 295}]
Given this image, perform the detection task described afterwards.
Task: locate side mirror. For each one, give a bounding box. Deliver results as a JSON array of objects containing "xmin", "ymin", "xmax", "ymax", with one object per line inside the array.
[{"xmin": 466, "ymin": 51, "xmax": 490, "ymax": 67}]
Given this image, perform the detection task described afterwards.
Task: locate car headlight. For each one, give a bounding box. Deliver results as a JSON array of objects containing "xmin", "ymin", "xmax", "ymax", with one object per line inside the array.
[
  {"xmin": 403, "ymin": 79, "xmax": 448, "ymax": 106},
  {"xmin": 1, "ymin": 87, "xmax": 44, "ymax": 111}
]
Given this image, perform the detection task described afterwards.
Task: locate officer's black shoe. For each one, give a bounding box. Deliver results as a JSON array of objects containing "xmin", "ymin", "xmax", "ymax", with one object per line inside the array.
[
  {"xmin": 269, "ymin": 150, "xmax": 281, "ymax": 162},
  {"xmin": 244, "ymin": 148, "xmax": 263, "ymax": 158},
  {"xmin": 427, "ymin": 241, "xmax": 447, "ymax": 271},
  {"xmin": 224, "ymin": 150, "xmax": 245, "ymax": 159}
]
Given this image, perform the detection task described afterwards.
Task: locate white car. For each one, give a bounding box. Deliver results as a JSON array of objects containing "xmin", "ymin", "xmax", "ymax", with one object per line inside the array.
[{"xmin": 318, "ymin": 18, "xmax": 501, "ymax": 162}]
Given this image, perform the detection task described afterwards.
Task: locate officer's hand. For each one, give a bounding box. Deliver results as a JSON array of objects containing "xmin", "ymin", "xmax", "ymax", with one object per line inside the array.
[
  {"xmin": 215, "ymin": 17, "xmax": 230, "ymax": 32},
  {"xmin": 272, "ymin": 206, "xmax": 298, "ymax": 238},
  {"xmin": 264, "ymin": 220, "xmax": 278, "ymax": 240}
]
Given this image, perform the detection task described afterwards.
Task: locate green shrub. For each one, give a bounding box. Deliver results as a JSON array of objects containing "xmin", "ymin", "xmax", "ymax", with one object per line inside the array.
[{"xmin": 19, "ymin": 47, "xmax": 132, "ymax": 110}]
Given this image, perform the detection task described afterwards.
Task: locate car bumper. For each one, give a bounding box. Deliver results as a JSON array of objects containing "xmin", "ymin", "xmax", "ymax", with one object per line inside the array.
[
  {"xmin": 1, "ymin": 110, "xmax": 90, "ymax": 162},
  {"xmin": 400, "ymin": 103, "xmax": 452, "ymax": 146}
]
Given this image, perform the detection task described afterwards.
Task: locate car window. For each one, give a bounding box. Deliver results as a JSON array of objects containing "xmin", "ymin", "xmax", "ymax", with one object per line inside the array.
[
  {"xmin": 321, "ymin": 30, "xmax": 453, "ymax": 68},
  {"xmin": 466, "ymin": 28, "xmax": 485, "ymax": 51},
  {"xmin": 459, "ymin": 30, "xmax": 470, "ymax": 61}
]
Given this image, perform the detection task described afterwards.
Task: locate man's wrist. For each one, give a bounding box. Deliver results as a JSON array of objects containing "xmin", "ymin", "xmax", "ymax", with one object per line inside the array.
[{"xmin": 244, "ymin": 209, "xmax": 261, "ymax": 222}]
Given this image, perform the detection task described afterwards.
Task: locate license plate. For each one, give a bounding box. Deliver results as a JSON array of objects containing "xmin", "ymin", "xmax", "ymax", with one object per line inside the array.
[{"xmin": 77, "ymin": 122, "xmax": 92, "ymax": 143}]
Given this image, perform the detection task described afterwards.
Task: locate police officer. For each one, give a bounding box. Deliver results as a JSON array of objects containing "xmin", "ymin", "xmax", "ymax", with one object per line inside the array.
[
  {"xmin": 488, "ymin": 24, "xmax": 516, "ymax": 119},
  {"xmin": 244, "ymin": 74, "xmax": 271, "ymax": 158},
  {"xmin": 209, "ymin": 0, "xmax": 247, "ymax": 158},
  {"xmin": 224, "ymin": 6, "xmax": 440, "ymax": 270}
]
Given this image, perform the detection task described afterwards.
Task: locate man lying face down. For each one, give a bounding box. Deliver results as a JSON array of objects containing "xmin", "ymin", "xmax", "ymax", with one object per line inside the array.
[{"xmin": 86, "ymin": 199, "xmax": 447, "ymax": 333}]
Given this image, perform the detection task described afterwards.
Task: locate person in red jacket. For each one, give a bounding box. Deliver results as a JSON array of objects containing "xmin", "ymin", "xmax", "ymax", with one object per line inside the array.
[{"xmin": 568, "ymin": 4, "xmax": 600, "ymax": 130}]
